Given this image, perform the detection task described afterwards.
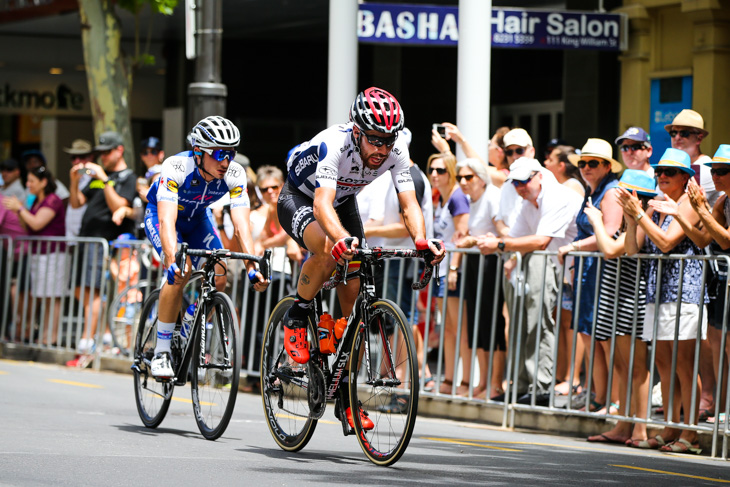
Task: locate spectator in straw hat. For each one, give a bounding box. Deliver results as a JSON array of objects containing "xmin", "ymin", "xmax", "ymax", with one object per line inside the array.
[
  {"xmin": 665, "ymin": 109, "xmax": 718, "ymax": 206},
  {"xmin": 63, "ymin": 139, "xmax": 95, "ymax": 239},
  {"xmin": 558, "ymin": 138, "xmax": 624, "ymax": 414}
]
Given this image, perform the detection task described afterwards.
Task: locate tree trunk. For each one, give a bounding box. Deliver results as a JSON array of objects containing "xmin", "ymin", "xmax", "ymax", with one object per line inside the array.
[{"xmin": 78, "ymin": 0, "xmax": 135, "ymax": 158}]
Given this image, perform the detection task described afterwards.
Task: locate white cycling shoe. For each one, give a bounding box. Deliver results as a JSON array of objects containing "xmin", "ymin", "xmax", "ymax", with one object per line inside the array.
[{"xmin": 150, "ymin": 352, "xmax": 174, "ymax": 379}]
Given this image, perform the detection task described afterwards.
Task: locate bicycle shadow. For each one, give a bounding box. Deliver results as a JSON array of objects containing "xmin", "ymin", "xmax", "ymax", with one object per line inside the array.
[
  {"xmin": 113, "ymin": 423, "xmax": 218, "ymax": 440},
  {"xmin": 236, "ymin": 445, "xmax": 367, "ymax": 466}
]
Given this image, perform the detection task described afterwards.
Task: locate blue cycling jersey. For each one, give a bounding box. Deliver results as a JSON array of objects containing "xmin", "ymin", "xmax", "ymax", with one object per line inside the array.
[{"xmin": 147, "ymin": 150, "xmax": 249, "ymax": 219}]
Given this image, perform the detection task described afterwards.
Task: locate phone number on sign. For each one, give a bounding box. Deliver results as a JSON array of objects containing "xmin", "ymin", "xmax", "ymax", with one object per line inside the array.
[{"xmin": 492, "ymin": 33, "xmax": 534, "ymax": 44}]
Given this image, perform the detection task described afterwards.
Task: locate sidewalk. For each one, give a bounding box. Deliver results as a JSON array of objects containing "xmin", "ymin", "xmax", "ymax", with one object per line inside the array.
[{"xmin": 2, "ymin": 341, "xmax": 724, "ymax": 458}]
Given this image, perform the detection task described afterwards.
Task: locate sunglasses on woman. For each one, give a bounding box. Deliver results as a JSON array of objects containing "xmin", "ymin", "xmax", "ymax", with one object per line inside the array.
[
  {"xmin": 429, "ymin": 167, "xmax": 447, "ymax": 175},
  {"xmin": 654, "ymin": 167, "xmax": 680, "ymax": 177},
  {"xmin": 456, "ymin": 174, "xmax": 474, "ymax": 182},
  {"xmin": 199, "ymin": 147, "xmax": 236, "ymax": 162},
  {"xmin": 710, "ymin": 167, "xmax": 730, "ymax": 177},
  {"xmin": 577, "ymin": 159, "xmax": 606, "ymax": 169},
  {"xmin": 504, "ymin": 147, "xmax": 525, "ymax": 157}
]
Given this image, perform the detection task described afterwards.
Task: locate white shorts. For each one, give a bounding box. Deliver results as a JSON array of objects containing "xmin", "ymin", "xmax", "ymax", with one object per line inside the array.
[
  {"xmin": 642, "ymin": 302, "xmax": 708, "ymax": 341},
  {"xmin": 30, "ymin": 252, "xmax": 69, "ymax": 298}
]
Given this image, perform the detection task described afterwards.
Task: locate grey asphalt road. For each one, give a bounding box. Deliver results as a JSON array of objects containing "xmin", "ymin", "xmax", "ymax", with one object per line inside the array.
[{"xmin": 1, "ymin": 358, "xmax": 730, "ymax": 486}]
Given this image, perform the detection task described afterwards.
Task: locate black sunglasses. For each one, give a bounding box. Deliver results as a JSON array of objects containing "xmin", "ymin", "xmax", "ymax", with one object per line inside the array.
[
  {"xmin": 654, "ymin": 167, "xmax": 681, "ymax": 177},
  {"xmin": 669, "ymin": 129, "xmax": 699, "ymax": 138},
  {"xmin": 578, "ymin": 159, "xmax": 607, "ymax": 169},
  {"xmin": 429, "ymin": 167, "xmax": 447, "ymax": 175},
  {"xmin": 457, "ymin": 174, "xmax": 474, "ymax": 182},
  {"xmin": 141, "ymin": 148, "xmax": 160, "ymax": 156},
  {"xmin": 364, "ymin": 132, "xmax": 397, "ymax": 148},
  {"xmin": 511, "ymin": 172, "xmax": 538, "ymax": 187},
  {"xmin": 710, "ymin": 167, "xmax": 730, "ymax": 177},
  {"xmin": 620, "ymin": 144, "xmax": 646, "ymax": 152},
  {"xmin": 505, "ymin": 147, "xmax": 525, "ymax": 157},
  {"xmin": 259, "ymin": 184, "xmax": 280, "ymax": 192}
]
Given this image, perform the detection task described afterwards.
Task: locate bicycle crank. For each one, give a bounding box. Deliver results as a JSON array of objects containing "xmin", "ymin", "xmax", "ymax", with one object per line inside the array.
[{"xmin": 307, "ymin": 361, "xmax": 326, "ymax": 419}]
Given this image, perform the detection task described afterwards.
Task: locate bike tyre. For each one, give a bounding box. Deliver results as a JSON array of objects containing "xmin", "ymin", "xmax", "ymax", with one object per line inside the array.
[
  {"xmin": 133, "ymin": 289, "xmax": 173, "ymax": 428},
  {"xmin": 349, "ymin": 298, "xmax": 419, "ymax": 466},
  {"xmin": 191, "ymin": 292, "xmax": 241, "ymax": 440},
  {"xmin": 260, "ymin": 295, "xmax": 318, "ymax": 452}
]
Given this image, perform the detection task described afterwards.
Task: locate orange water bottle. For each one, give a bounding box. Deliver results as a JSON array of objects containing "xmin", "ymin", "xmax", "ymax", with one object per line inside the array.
[
  {"xmin": 334, "ymin": 317, "xmax": 347, "ymax": 341},
  {"xmin": 318, "ymin": 313, "xmax": 336, "ymax": 354}
]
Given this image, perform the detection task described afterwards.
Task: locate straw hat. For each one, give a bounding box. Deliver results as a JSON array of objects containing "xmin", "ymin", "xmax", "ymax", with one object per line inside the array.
[
  {"xmin": 664, "ymin": 109, "xmax": 708, "ymax": 136},
  {"xmin": 569, "ymin": 138, "xmax": 622, "ymax": 173},
  {"xmin": 63, "ymin": 139, "xmax": 93, "ymax": 155}
]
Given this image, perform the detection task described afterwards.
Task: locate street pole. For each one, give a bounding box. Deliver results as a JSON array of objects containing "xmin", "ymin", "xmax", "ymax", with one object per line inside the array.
[{"xmin": 187, "ymin": 0, "xmax": 226, "ymax": 128}]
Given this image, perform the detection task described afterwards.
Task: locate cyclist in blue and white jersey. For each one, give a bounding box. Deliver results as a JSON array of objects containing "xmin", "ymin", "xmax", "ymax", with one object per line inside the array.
[
  {"xmin": 144, "ymin": 116, "xmax": 269, "ymax": 378},
  {"xmin": 278, "ymin": 86, "xmax": 445, "ymax": 366}
]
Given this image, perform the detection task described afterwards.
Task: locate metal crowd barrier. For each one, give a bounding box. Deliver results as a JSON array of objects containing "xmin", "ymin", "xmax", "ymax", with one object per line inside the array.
[{"xmin": 4, "ymin": 233, "xmax": 730, "ymax": 458}]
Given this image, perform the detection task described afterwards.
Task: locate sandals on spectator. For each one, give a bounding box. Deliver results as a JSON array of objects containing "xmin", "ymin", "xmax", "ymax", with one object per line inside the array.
[
  {"xmin": 438, "ymin": 379, "xmax": 453, "ymax": 394},
  {"xmin": 554, "ymin": 381, "xmax": 581, "ymax": 396},
  {"xmin": 659, "ymin": 438, "xmax": 702, "ymax": 455},
  {"xmin": 698, "ymin": 408, "xmax": 713, "ymax": 422},
  {"xmin": 631, "ymin": 435, "xmax": 668, "ymax": 450},
  {"xmin": 423, "ymin": 377, "xmax": 436, "ymax": 392}
]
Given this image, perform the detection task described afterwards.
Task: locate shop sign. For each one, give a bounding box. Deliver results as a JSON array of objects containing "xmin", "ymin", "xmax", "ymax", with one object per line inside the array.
[
  {"xmin": 0, "ymin": 81, "xmax": 85, "ymax": 113},
  {"xmin": 358, "ymin": 3, "xmax": 627, "ymax": 51}
]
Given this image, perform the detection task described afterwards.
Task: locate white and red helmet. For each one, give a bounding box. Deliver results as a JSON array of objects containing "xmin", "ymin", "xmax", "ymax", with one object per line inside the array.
[{"xmin": 349, "ymin": 87, "xmax": 404, "ymax": 134}]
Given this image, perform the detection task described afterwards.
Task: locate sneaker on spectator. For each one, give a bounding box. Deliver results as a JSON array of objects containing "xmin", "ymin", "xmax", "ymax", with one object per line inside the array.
[
  {"xmin": 77, "ymin": 338, "xmax": 95, "ymax": 354},
  {"xmin": 102, "ymin": 332, "xmax": 113, "ymax": 348},
  {"xmin": 151, "ymin": 352, "xmax": 174, "ymax": 379}
]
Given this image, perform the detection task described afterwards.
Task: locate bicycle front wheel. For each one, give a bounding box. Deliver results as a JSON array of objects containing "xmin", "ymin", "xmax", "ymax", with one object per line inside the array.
[
  {"xmin": 260, "ymin": 295, "xmax": 317, "ymax": 452},
  {"xmin": 349, "ymin": 299, "xmax": 419, "ymax": 466},
  {"xmin": 191, "ymin": 292, "xmax": 241, "ymax": 440},
  {"xmin": 133, "ymin": 289, "xmax": 173, "ymax": 428}
]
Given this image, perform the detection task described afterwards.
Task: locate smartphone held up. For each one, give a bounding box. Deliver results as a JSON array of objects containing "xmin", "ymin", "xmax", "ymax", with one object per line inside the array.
[{"xmin": 432, "ymin": 123, "xmax": 447, "ymax": 139}]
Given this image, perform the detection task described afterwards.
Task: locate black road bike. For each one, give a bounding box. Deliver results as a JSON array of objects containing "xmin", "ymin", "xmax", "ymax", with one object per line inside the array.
[
  {"xmin": 260, "ymin": 243, "xmax": 438, "ymax": 466},
  {"xmin": 132, "ymin": 243, "xmax": 271, "ymax": 440}
]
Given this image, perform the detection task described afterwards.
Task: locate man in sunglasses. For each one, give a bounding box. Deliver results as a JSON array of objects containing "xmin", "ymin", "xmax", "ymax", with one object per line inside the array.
[
  {"xmin": 615, "ymin": 127, "xmax": 653, "ymax": 174},
  {"xmin": 277, "ymin": 87, "xmax": 444, "ymax": 425},
  {"xmin": 495, "ymin": 128, "xmax": 535, "ymax": 237},
  {"xmin": 665, "ymin": 109, "xmax": 719, "ymax": 206},
  {"xmin": 478, "ymin": 157, "xmax": 582, "ymax": 404},
  {"xmin": 143, "ymin": 116, "xmax": 269, "ymax": 379},
  {"xmin": 139, "ymin": 136, "xmax": 164, "ymax": 179}
]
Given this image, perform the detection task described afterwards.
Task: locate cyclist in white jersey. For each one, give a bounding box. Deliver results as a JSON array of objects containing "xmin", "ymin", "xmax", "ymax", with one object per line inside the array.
[
  {"xmin": 145, "ymin": 116, "xmax": 269, "ymax": 378},
  {"xmin": 278, "ymin": 87, "xmax": 445, "ymax": 366}
]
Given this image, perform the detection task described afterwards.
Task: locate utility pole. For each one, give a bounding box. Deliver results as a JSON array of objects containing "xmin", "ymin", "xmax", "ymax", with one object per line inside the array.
[{"xmin": 187, "ymin": 0, "xmax": 226, "ymax": 127}]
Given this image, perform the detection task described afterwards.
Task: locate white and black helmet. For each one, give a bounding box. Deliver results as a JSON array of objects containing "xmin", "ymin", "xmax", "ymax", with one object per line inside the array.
[{"xmin": 187, "ymin": 116, "xmax": 240, "ymax": 148}]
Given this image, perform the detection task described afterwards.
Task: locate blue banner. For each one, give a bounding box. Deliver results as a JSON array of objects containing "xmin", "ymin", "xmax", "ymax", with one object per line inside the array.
[{"xmin": 358, "ymin": 3, "xmax": 627, "ymax": 51}]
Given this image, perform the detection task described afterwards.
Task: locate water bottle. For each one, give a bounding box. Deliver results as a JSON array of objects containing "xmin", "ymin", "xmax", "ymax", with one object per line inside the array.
[{"xmin": 181, "ymin": 304, "xmax": 196, "ymax": 341}]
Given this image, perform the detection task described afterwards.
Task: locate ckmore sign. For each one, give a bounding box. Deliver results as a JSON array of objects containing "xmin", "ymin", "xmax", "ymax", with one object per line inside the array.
[{"xmin": 358, "ymin": 3, "xmax": 627, "ymax": 51}]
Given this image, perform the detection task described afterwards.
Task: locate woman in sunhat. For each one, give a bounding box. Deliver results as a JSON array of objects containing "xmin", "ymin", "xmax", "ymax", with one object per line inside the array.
[
  {"xmin": 619, "ymin": 148, "xmax": 709, "ymax": 455},
  {"xmin": 558, "ymin": 138, "xmax": 624, "ymax": 414},
  {"xmin": 687, "ymin": 144, "xmax": 730, "ymax": 420},
  {"xmin": 583, "ymin": 170, "xmax": 656, "ymax": 446}
]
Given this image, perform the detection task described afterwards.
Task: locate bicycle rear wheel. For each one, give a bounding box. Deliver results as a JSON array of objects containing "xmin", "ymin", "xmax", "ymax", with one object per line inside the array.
[
  {"xmin": 349, "ymin": 299, "xmax": 419, "ymax": 466},
  {"xmin": 133, "ymin": 289, "xmax": 173, "ymax": 428},
  {"xmin": 260, "ymin": 295, "xmax": 317, "ymax": 451},
  {"xmin": 191, "ymin": 292, "xmax": 241, "ymax": 440}
]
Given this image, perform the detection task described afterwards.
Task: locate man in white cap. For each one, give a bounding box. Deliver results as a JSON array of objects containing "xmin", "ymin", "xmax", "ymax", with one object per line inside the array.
[
  {"xmin": 494, "ymin": 128, "xmax": 535, "ymax": 236},
  {"xmin": 477, "ymin": 157, "xmax": 582, "ymax": 404},
  {"xmin": 665, "ymin": 109, "xmax": 718, "ymax": 205},
  {"xmin": 63, "ymin": 139, "xmax": 95, "ymax": 239}
]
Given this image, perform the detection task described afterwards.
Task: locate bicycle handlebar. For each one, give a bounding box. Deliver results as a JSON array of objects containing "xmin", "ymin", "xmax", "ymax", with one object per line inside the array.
[
  {"xmin": 322, "ymin": 246, "xmax": 440, "ymax": 292},
  {"xmin": 175, "ymin": 243, "xmax": 272, "ymax": 281}
]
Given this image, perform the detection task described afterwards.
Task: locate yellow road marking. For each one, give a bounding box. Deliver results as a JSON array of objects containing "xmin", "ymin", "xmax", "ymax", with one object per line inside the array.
[
  {"xmin": 171, "ymin": 397, "xmax": 215, "ymax": 407},
  {"xmin": 611, "ymin": 465, "xmax": 730, "ymax": 483},
  {"xmin": 47, "ymin": 379, "xmax": 103, "ymax": 389},
  {"xmin": 421, "ymin": 437, "xmax": 522, "ymax": 452}
]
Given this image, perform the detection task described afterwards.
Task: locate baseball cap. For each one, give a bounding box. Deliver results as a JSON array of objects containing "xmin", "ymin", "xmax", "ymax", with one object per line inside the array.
[
  {"xmin": 503, "ymin": 128, "xmax": 533, "ymax": 148},
  {"xmin": 0, "ymin": 158, "xmax": 19, "ymax": 171},
  {"xmin": 140, "ymin": 136, "xmax": 161, "ymax": 151},
  {"xmin": 94, "ymin": 131, "xmax": 124, "ymax": 151},
  {"xmin": 63, "ymin": 139, "xmax": 93, "ymax": 155},
  {"xmin": 615, "ymin": 127, "xmax": 651, "ymax": 146},
  {"xmin": 506, "ymin": 157, "xmax": 543, "ymax": 182},
  {"xmin": 21, "ymin": 149, "xmax": 46, "ymax": 165}
]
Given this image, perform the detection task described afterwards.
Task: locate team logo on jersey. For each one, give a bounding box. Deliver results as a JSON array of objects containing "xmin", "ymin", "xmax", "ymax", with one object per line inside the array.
[
  {"xmin": 178, "ymin": 204, "xmax": 184, "ymax": 211},
  {"xmin": 227, "ymin": 167, "xmax": 240, "ymax": 178},
  {"xmin": 166, "ymin": 179, "xmax": 178, "ymax": 193},
  {"xmin": 171, "ymin": 161, "xmax": 184, "ymax": 172},
  {"xmin": 191, "ymin": 179, "xmax": 200, "ymax": 186},
  {"xmin": 230, "ymin": 186, "xmax": 243, "ymax": 199}
]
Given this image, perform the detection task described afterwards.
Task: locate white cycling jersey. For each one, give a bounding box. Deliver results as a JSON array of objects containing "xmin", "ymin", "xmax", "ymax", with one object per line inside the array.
[{"xmin": 285, "ymin": 122, "xmax": 415, "ymax": 207}]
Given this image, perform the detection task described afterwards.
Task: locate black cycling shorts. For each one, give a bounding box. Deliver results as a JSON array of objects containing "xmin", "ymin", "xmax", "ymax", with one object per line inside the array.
[{"xmin": 277, "ymin": 180, "xmax": 365, "ymax": 251}]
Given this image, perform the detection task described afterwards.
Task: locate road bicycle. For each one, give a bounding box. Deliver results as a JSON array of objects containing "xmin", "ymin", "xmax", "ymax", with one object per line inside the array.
[
  {"xmin": 132, "ymin": 243, "xmax": 271, "ymax": 440},
  {"xmin": 260, "ymin": 243, "xmax": 438, "ymax": 466}
]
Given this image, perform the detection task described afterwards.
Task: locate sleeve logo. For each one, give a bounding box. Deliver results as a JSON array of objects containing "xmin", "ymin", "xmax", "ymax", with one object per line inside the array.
[
  {"xmin": 166, "ymin": 179, "xmax": 178, "ymax": 193},
  {"xmin": 230, "ymin": 186, "xmax": 243, "ymax": 199}
]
